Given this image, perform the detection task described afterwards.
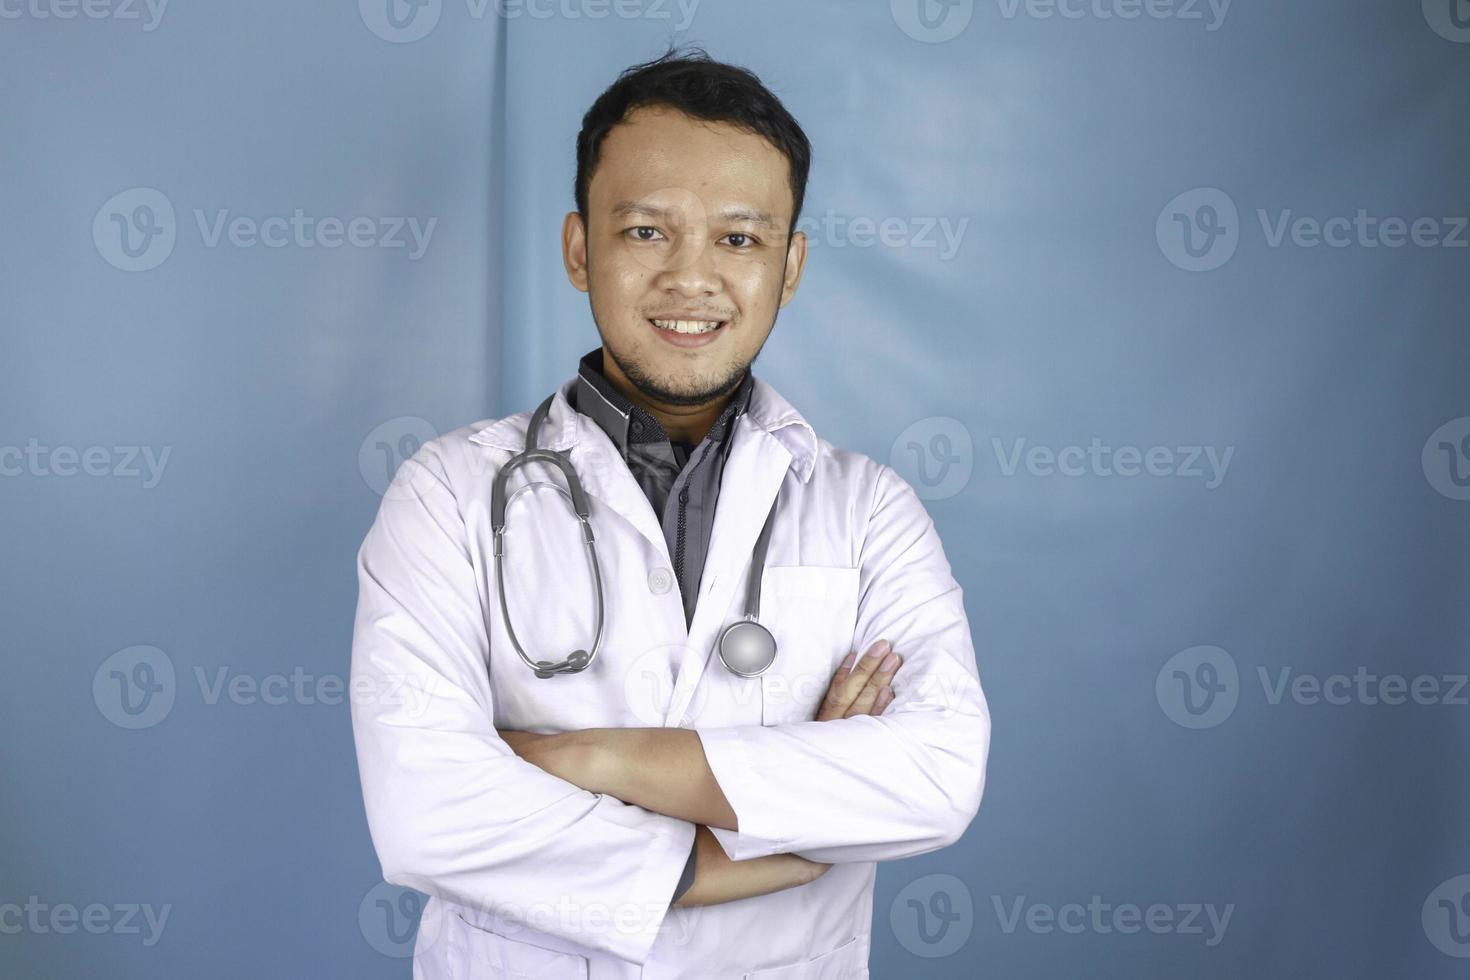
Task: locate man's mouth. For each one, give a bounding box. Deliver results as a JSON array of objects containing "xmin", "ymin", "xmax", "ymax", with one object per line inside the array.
[{"xmin": 650, "ymin": 317, "xmax": 725, "ymax": 335}]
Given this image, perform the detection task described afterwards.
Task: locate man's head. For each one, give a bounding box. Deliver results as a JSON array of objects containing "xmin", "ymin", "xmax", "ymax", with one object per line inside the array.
[{"xmin": 562, "ymin": 49, "xmax": 811, "ymax": 412}]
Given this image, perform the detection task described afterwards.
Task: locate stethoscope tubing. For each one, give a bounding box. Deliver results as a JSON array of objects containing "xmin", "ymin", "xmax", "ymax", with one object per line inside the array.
[{"xmin": 491, "ymin": 390, "xmax": 779, "ymax": 679}]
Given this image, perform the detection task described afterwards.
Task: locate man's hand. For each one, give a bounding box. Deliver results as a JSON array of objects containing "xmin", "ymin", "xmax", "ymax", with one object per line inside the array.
[{"xmin": 815, "ymin": 639, "xmax": 901, "ymax": 721}]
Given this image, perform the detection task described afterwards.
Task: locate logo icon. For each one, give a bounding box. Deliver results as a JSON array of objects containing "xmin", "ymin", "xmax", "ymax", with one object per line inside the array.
[
  {"xmin": 622, "ymin": 642, "xmax": 709, "ymax": 726},
  {"xmin": 1423, "ymin": 0, "xmax": 1470, "ymax": 42},
  {"xmin": 360, "ymin": 0, "xmax": 442, "ymax": 43},
  {"xmin": 1422, "ymin": 417, "xmax": 1470, "ymax": 501},
  {"xmin": 890, "ymin": 873, "xmax": 973, "ymax": 957},
  {"xmin": 1423, "ymin": 875, "xmax": 1470, "ymax": 957},
  {"xmin": 1156, "ymin": 645, "xmax": 1238, "ymax": 729},
  {"xmin": 359, "ymin": 882, "xmax": 444, "ymax": 957},
  {"xmin": 360, "ymin": 416, "xmax": 440, "ymax": 499},
  {"xmin": 1156, "ymin": 188, "xmax": 1239, "ymax": 272},
  {"xmin": 93, "ymin": 645, "xmax": 176, "ymax": 729},
  {"xmin": 890, "ymin": 416, "xmax": 974, "ymax": 501},
  {"xmin": 891, "ymin": 0, "xmax": 974, "ymax": 43},
  {"xmin": 93, "ymin": 188, "xmax": 176, "ymax": 272}
]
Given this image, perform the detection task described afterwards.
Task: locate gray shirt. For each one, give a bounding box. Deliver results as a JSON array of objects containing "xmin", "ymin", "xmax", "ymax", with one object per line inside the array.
[
  {"xmin": 568, "ymin": 347, "xmax": 754, "ymax": 631},
  {"xmin": 566, "ymin": 346, "xmax": 755, "ymax": 904}
]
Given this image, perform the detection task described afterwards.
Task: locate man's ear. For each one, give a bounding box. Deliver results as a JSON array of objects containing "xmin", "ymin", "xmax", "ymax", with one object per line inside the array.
[
  {"xmin": 778, "ymin": 229, "xmax": 808, "ymax": 308},
  {"xmin": 562, "ymin": 211, "xmax": 590, "ymax": 293}
]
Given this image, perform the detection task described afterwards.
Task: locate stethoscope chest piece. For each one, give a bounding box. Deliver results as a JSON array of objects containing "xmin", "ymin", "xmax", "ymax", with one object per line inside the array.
[{"xmin": 717, "ymin": 619, "xmax": 777, "ymax": 677}]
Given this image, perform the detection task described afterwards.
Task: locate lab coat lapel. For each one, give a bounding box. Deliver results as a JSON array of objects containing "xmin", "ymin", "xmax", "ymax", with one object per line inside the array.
[
  {"xmin": 469, "ymin": 378, "xmax": 673, "ymax": 564},
  {"xmin": 664, "ymin": 415, "xmax": 794, "ymax": 726},
  {"xmin": 569, "ymin": 429, "xmax": 674, "ymax": 568}
]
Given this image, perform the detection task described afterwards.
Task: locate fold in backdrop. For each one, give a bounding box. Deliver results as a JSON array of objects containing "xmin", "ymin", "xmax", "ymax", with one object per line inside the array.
[{"xmin": 2, "ymin": 1, "xmax": 1467, "ymax": 977}]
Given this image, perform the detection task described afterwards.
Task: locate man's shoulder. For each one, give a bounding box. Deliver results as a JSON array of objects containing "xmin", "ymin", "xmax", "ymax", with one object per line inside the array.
[
  {"xmin": 397, "ymin": 415, "xmax": 518, "ymax": 490},
  {"xmin": 807, "ymin": 434, "xmax": 908, "ymax": 510},
  {"xmin": 809, "ymin": 433, "xmax": 935, "ymax": 527},
  {"xmin": 751, "ymin": 377, "xmax": 903, "ymax": 501}
]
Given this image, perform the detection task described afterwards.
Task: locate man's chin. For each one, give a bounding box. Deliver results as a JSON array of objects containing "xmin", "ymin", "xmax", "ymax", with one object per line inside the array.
[{"xmin": 619, "ymin": 355, "xmax": 745, "ymax": 407}]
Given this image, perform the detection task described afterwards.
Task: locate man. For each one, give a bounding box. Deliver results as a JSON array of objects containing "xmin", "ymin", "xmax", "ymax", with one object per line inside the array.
[{"xmin": 351, "ymin": 49, "xmax": 990, "ymax": 978}]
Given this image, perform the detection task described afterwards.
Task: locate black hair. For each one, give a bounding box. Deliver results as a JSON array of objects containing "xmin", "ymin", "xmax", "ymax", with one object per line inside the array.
[{"xmin": 574, "ymin": 46, "xmax": 812, "ymax": 237}]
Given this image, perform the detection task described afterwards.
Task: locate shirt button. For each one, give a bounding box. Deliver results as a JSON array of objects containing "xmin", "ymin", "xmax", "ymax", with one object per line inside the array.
[{"xmin": 647, "ymin": 567, "xmax": 673, "ymax": 595}]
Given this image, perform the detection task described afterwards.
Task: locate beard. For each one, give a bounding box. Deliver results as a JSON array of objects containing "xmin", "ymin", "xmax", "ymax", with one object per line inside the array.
[{"xmin": 592, "ymin": 313, "xmax": 762, "ymax": 408}]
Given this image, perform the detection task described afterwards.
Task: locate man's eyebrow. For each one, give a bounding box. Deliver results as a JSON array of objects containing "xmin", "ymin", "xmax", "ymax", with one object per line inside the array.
[
  {"xmin": 610, "ymin": 201, "xmax": 669, "ymax": 220},
  {"xmin": 716, "ymin": 207, "xmax": 778, "ymax": 229},
  {"xmin": 609, "ymin": 201, "xmax": 779, "ymax": 230}
]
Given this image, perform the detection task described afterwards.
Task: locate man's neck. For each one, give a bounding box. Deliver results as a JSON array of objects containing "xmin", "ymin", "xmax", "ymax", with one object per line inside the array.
[{"xmin": 600, "ymin": 348, "xmax": 736, "ymax": 445}]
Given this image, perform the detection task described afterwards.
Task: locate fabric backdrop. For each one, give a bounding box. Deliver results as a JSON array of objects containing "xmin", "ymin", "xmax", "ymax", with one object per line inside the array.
[{"xmin": 2, "ymin": 1, "xmax": 1466, "ymax": 976}]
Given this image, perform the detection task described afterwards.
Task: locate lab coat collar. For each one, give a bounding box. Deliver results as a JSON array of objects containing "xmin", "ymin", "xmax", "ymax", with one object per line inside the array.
[
  {"xmin": 468, "ymin": 372, "xmax": 818, "ymax": 483},
  {"xmin": 468, "ymin": 372, "xmax": 818, "ymax": 718}
]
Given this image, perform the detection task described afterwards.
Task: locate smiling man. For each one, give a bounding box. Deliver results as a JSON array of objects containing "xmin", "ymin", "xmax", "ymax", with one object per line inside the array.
[{"xmin": 350, "ymin": 48, "xmax": 991, "ymax": 979}]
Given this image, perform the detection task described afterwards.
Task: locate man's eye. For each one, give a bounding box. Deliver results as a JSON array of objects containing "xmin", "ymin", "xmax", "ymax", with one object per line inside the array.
[
  {"xmin": 629, "ymin": 226, "xmax": 664, "ymax": 242},
  {"xmin": 724, "ymin": 233, "xmax": 757, "ymax": 249}
]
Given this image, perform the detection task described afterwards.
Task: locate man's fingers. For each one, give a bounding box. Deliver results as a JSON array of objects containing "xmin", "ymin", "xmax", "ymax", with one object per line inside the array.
[
  {"xmin": 816, "ymin": 653, "xmax": 858, "ymax": 721},
  {"xmin": 846, "ymin": 649, "xmax": 901, "ymax": 717},
  {"xmin": 816, "ymin": 640, "xmax": 905, "ymax": 721},
  {"xmin": 817, "ymin": 646, "xmax": 876, "ymax": 720},
  {"xmin": 843, "ymin": 640, "xmax": 891, "ymax": 691}
]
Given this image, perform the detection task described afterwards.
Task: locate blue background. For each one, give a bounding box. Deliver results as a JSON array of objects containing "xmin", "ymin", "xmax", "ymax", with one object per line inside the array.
[{"xmin": 2, "ymin": 0, "xmax": 1467, "ymax": 977}]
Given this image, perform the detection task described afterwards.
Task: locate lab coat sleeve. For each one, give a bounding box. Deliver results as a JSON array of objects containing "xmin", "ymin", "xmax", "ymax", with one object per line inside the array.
[
  {"xmin": 350, "ymin": 449, "xmax": 697, "ymax": 966},
  {"xmin": 696, "ymin": 463, "xmax": 991, "ymax": 865}
]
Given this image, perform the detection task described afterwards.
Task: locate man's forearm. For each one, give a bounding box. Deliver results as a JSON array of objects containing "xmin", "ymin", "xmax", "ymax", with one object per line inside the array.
[
  {"xmin": 528, "ymin": 727, "xmax": 738, "ymax": 830},
  {"xmin": 674, "ymin": 824, "xmax": 829, "ymax": 907},
  {"xmin": 498, "ymin": 730, "xmax": 828, "ymax": 906},
  {"xmin": 497, "ymin": 643, "xmax": 903, "ymax": 831}
]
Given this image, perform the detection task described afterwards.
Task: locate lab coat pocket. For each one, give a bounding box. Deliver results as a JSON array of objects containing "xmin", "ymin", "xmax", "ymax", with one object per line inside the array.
[
  {"xmin": 758, "ymin": 565, "xmax": 860, "ymax": 726},
  {"xmin": 742, "ymin": 934, "xmax": 869, "ymax": 979},
  {"xmin": 451, "ymin": 911, "xmax": 589, "ymax": 980}
]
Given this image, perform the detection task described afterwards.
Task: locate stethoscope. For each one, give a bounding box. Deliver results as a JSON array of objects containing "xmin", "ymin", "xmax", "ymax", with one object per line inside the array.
[{"xmin": 491, "ymin": 392, "xmax": 781, "ymax": 680}]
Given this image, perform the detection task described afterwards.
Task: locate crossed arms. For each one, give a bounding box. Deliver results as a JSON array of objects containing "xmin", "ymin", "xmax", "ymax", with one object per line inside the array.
[
  {"xmin": 496, "ymin": 643, "xmax": 907, "ymax": 907},
  {"xmin": 350, "ymin": 452, "xmax": 991, "ymax": 964}
]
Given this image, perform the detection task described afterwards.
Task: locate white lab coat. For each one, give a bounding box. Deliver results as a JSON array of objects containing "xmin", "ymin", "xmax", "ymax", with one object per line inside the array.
[{"xmin": 350, "ymin": 372, "xmax": 991, "ymax": 979}]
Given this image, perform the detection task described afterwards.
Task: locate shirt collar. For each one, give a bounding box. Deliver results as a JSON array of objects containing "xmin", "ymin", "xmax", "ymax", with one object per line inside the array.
[
  {"xmin": 468, "ymin": 357, "xmax": 819, "ymax": 483},
  {"xmin": 571, "ymin": 347, "xmax": 754, "ymax": 453}
]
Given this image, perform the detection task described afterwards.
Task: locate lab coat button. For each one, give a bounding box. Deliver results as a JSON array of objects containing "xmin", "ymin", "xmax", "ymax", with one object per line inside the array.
[{"xmin": 648, "ymin": 567, "xmax": 673, "ymax": 594}]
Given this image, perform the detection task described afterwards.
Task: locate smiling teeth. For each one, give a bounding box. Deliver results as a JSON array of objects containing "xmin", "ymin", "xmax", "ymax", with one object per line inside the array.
[{"xmin": 653, "ymin": 319, "xmax": 722, "ymax": 334}]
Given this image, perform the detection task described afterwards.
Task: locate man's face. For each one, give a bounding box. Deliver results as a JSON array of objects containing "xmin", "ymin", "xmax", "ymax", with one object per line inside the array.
[{"xmin": 563, "ymin": 104, "xmax": 807, "ymax": 407}]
